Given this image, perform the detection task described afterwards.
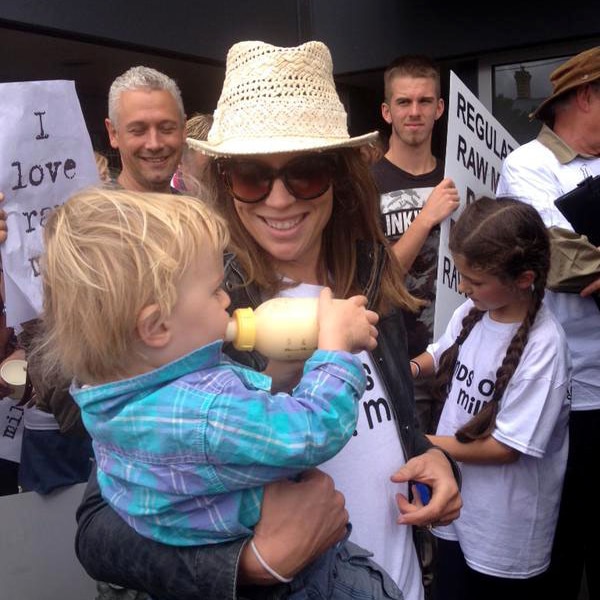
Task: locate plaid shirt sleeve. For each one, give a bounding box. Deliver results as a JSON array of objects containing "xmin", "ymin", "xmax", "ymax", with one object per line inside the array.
[{"xmin": 205, "ymin": 349, "xmax": 365, "ymax": 479}]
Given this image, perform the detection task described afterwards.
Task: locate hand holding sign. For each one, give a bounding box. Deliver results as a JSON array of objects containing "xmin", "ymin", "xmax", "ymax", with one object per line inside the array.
[{"xmin": 419, "ymin": 177, "xmax": 460, "ymax": 228}]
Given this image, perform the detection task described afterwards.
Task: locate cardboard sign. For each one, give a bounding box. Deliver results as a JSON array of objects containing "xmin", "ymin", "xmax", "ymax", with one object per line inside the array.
[
  {"xmin": 434, "ymin": 72, "xmax": 519, "ymax": 339},
  {"xmin": 0, "ymin": 80, "xmax": 100, "ymax": 329}
]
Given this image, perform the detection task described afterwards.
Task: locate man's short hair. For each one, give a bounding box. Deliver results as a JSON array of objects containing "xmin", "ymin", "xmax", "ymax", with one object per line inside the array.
[
  {"xmin": 383, "ymin": 55, "xmax": 441, "ymax": 103},
  {"xmin": 108, "ymin": 65, "xmax": 185, "ymax": 126}
]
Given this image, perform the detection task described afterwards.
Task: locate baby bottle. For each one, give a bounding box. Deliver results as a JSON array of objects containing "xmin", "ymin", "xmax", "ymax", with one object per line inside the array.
[{"xmin": 225, "ymin": 297, "xmax": 342, "ymax": 360}]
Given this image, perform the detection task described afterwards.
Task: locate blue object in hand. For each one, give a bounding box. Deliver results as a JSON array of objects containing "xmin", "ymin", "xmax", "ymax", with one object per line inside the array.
[{"xmin": 412, "ymin": 481, "xmax": 431, "ymax": 505}]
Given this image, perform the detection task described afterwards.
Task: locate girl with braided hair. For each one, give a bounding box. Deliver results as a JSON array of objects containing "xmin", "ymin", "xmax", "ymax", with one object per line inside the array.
[{"xmin": 409, "ymin": 196, "xmax": 571, "ymax": 600}]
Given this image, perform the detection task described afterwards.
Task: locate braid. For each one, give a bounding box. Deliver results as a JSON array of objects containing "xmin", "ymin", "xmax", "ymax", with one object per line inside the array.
[
  {"xmin": 449, "ymin": 196, "xmax": 550, "ymax": 443},
  {"xmin": 432, "ymin": 307, "xmax": 484, "ymax": 403},
  {"xmin": 456, "ymin": 287, "xmax": 544, "ymax": 442}
]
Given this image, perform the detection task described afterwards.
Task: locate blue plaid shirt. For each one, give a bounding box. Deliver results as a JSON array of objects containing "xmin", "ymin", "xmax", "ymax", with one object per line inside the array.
[{"xmin": 72, "ymin": 341, "xmax": 364, "ymax": 546}]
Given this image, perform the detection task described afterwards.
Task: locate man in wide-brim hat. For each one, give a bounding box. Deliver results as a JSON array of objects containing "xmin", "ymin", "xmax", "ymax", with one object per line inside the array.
[{"xmin": 497, "ymin": 46, "xmax": 600, "ymax": 600}]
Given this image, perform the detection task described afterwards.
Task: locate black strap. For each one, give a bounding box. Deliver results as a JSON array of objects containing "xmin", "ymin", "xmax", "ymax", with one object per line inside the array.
[{"xmin": 16, "ymin": 369, "xmax": 34, "ymax": 407}]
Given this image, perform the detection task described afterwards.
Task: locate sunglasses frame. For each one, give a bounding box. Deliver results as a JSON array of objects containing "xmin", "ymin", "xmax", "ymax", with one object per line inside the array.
[{"xmin": 217, "ymin": 153, "xmax": 339, "ymax": 204}]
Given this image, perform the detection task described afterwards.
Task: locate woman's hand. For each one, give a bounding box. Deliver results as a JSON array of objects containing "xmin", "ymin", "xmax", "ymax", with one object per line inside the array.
[
  {"xmin": 390, "ymin": 447, "xmax": 462, "ymax": 528},
  {"xmin": 238, "ymin": 469, "xmax": 348, "ymax": 584}
]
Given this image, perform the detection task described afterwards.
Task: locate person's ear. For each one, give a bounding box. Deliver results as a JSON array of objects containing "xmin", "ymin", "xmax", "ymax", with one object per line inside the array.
[
  {"xmin": 105, "ymin": 118, "xmax": 119, "ymax": 149},
  {"xmin": 381, "ymin": 102, "xmax": 392, "ymax": 125},
  {"xmin": 516, "ymin": 270, "xmax": 535, "ymax": 290},
  {"xmin": 576, "ymin": 83, "xmax": 597, "ymax": 113},
  {"xmin": 435, "ymin": 97, "xmax": 445, "ymax": 121},
  {"xmin": 136, "ymin": 304, "xmax": 171, "ymax": 348}
]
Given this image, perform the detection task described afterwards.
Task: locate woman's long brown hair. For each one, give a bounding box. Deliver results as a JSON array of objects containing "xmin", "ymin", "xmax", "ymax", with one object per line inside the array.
[{"xmin": 204, "ymin": 148, "xmax": 421, "ymax": 315}]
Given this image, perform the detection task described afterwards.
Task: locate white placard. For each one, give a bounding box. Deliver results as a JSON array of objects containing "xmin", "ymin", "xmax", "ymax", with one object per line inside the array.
[
  {"xmin": 434, "ymin": 72, "xmax": 519, "ymax": 339},
  {"xmin": 0, "ymin": 80, "xmax": 100, "ymax": 329},
  {"xmin": 0, "ymin": 398, "xmax": 24, "ymax": 463}
]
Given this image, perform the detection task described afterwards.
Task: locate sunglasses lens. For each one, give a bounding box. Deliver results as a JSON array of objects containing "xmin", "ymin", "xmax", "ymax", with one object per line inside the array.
[
  {"xmin": 226, "ymin": 162, "xmax": 272, "ymax": 202},
  {"xmin": 284, "ymin": 155, "xmax": 336, "ymax": 200},
  {"xmin": 222, "ymin": 154, "xmax": 337, "ymax": 203}
]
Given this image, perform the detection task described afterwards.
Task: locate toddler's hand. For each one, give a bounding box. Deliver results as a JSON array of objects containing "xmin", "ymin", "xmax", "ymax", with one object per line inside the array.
[{"xmin": 317, "ymin": 287, "xmax": 378, "ymax": 354}]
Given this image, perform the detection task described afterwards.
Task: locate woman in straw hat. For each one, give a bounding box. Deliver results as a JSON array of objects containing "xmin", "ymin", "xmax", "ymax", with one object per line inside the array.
[{"xmin": 75, "ymin": 40, "xmax": 462, "ymax": 600}]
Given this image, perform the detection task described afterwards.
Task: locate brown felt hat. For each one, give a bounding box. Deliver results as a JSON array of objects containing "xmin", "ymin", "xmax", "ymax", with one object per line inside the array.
[{"xmin": 530, "ymin": 46, "xmax": 600, "ymax": 122}]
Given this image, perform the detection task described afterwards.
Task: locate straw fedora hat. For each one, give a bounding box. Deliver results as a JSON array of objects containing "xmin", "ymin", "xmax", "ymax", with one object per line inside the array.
[
  {"xmin": 187, "ymin": 40, "xmax": 379, "ymax": 156},
  {"xmin": 530, "ymin": 46, "xmax": 600, "ymax": 122}
]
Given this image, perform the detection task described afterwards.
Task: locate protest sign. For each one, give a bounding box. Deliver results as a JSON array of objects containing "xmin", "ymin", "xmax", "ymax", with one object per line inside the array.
[
  {"xmin": 0, "ymin": 398, "xmax": 24, "ymax": 464},
  {"xmin": 0, "ymin": 80, "xmax": 99, "ymax": 329},
  {"xmin": 434, "ymin": 72, "xmax": 519, "ymax": 339}
]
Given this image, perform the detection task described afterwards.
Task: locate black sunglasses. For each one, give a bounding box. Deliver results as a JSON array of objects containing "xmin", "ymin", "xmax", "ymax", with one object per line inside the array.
[{"xmin": 217, "ymin": 153, "xmax": 338, "ymax": 203}]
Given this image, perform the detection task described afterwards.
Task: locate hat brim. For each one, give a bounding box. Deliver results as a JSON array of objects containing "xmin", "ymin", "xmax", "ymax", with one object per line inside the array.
[
  {"xmin": 187, "ymin": 131, "xmax": 380, "ymax": 157},
  {"xmin": 529, "ymin": 90, "xmax": 564, "ymax": 121},
  {"xmin": 529, "ymin": 72, "xmax": 600, "ymax": 121}
]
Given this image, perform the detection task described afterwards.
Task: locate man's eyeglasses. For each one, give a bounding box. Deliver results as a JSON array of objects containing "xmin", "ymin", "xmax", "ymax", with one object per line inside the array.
[{"xmin": 217, "ymin": 153, "xmax": 338, "ymax": 203}]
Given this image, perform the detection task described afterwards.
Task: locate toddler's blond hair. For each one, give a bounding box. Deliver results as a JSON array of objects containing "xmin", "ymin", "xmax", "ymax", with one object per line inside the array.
[{"xmin": 40, "ymin": 187, "xmax": 229, "ymax": 384}]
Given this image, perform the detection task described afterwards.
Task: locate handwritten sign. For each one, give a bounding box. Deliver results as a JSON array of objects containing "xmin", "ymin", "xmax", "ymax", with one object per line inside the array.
[
  {"xmin": 0, "ymin": 80, "xmax": 99, "ymax": 329},
  {"xmin": 433, "ymin": 72, "xmax": 519, "ymax": 339}
]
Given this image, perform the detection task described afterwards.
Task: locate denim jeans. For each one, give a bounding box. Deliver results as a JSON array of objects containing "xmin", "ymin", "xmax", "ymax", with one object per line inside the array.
[{"xmin": 287, "ymin": 530, "xmax": 404, "ymax": 599}]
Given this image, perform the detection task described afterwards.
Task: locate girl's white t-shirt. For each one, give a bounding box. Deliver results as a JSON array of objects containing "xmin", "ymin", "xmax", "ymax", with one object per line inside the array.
[
  {"xmin": 429, "ymin": 299, "xmax": 571, "ymax": 578},
  {"xmin": 278, "ymin": 283, "xmax": 424, "ymax": 600}
]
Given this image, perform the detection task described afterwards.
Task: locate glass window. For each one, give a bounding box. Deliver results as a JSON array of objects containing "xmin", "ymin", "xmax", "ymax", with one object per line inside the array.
[
  {"xmin": 492, "ymin": 55, "xmax": 570, "ymax": 144},
  {"xmin": 477, "ymin": 39, "xmax": 600, "ymax": 146}
]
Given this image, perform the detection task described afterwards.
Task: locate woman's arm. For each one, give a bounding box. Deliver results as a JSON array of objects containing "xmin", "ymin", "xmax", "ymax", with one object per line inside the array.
[{"xmin": 75, "ymin": 465, "xmax": 348, "ymax": 600}]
